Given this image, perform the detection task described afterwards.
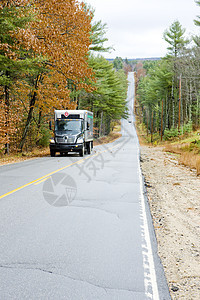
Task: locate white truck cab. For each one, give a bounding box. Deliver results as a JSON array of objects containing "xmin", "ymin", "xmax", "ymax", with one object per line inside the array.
[{"xmin": 49, "ymin": 110, "xmax": 93, "ymax": 157}]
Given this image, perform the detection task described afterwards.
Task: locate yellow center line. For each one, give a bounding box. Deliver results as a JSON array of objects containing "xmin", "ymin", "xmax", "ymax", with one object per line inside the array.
[
  {"xmin": 0, "ymin": 143, "xmax": 121, "ymax": 200},
  {"xmin": 34, "ymin": 176, "xmax": 51, "ymax": 186},
  {"xmin": 0, "ymin": 157, "xmax": 88, "ymax": 200}
]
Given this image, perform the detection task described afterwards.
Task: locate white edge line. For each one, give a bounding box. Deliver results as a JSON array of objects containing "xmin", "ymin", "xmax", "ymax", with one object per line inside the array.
[
  {"xmin": 137, "ymin": 144, "xmax": 160, "ymax": 300},
  {"xmin": 130, "ymin": 69, "xmax": 159, "ymax": 299}
]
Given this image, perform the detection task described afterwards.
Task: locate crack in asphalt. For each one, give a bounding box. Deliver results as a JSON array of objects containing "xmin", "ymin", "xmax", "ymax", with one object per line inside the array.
[
  {"xmin": 75, "ymin": 198, "xmax": 136, "ymax": 204},
  {"xmin": 70, "ymin": 204, "xmax": 121, "ymax": 219},
  {"xmin": 0, "ymin": 263, "xmax": 138, "ymax": 294}
]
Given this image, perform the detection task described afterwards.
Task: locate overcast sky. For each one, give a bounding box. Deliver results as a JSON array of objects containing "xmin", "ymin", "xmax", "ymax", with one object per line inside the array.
[{"xmin": 86, "ymin": 0, "xmax": 199, "ymax": 59}]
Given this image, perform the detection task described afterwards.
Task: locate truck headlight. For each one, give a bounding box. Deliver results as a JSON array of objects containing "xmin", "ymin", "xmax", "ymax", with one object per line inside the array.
[
  {"xmin": 49, "ymin": 138, "xmax": 55, "ymax": 144},
  {"xmin": 77, "ymin": 137, "xmax": 83, "ymax": 144}
]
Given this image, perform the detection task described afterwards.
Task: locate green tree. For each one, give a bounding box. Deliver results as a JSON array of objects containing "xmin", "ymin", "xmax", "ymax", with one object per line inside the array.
[
  {"xmin": 193, "ymin": 1, "xmax": 200, "ymax": 46},
  {"xmin": 163, "ymin": 20, "xmax": 189, "ymax": 57},
  {"xmin": 113, "ymin": 57, "xmax": 123, "ymax": 70},
  {"xmin": 0, "ymin": 1, "xmax": 38, "ymax": 153},
  {"xmin": 163, "ymin": 21, "xmax": 189, "ymax": 127},
  {"xmin": 194, "ymin": 0, "xmax": 200, "ymax": 27},
  {"xmin": 84, "ymin": 4, "xmax": 112, "ymax": 53},
  {"xmin": 137, "ymin": 59, "xmax": 173, "ymax": 137},
  {"xmin": 136, "ymin": 16, "xmax": 200, "ymax": 140},
  {"xmin": 90, "ymin": 20, "xmax": 112, "ymax": 53},
  {"xmin": 79, "ymin": 55, "xmax": 128, "ymax": 136}
]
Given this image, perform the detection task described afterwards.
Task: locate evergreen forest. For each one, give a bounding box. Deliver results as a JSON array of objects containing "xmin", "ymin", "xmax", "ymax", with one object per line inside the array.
[{"xmin": 135, "ymin": 12, "xmax": 200, "ymax": 142}]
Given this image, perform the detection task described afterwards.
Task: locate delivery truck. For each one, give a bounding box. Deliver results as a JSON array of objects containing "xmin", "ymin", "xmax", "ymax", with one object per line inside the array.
[{"xmin": 49, "ymin": 110, "xmax": 93, "ymax": 157}]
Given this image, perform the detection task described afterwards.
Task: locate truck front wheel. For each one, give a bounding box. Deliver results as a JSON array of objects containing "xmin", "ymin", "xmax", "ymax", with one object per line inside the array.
[
  {"xmin": 79, "ymin": 145, "xmax": 84, "ymax": 157},
  {"xmin": 50, "ymin": 150, "xmax": 56, "ymax": 157},
  {"xmin": 87, "ymin": 142, "xmax": 92, "ymax": 154}
]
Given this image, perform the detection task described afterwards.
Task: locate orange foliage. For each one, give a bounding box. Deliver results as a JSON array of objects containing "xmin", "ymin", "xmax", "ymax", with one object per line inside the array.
[
  {"xmin": 0, "ymin": 87, "xmax": 21, "ymax": 151},
  {"xmin": 0, "ymin": 0, "xmax": 29, "ymax": 8},
  {"xmin": 0, "ymin": 0, "xmax": 95, "ymax": 152},
  {"xmin": 32, "ymin": 0, "xmax": 94, "ymax": 93},
  {"xmin": 123, "ymin": 64, "xmax": 132, "ymax": 76},
  {"xmin": 0, "ymin": 100, "xmax": 7, "ymax": 150},
  {"xmin": 135, "ymin": 62, "xmax": 146, "ymax": 78},
  {"xmin": 15, "ymin": 0, "xmax": 95, "ymax": 114}
]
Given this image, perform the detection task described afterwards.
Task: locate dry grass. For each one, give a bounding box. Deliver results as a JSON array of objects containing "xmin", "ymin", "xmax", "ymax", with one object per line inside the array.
[
  {"xmin": 164, "ymin": 144, "xmax": 183, "ymax": 155},
  {"xmin": 94, "ymin": 122, "xmax": 122, "ymax": 146},
  {"xmin": 135, "ymin": 119, "xmax": 149, "ymax": 146},
  {"xmin": 94, "ymin": 132, "xmax": 122, "ymax": 146},
  {"xmin": 197, "ymin": 158, "xmax": 200, "ymax": 176},
  {"xmin": 179, "ymin": 152, "xmax": 200, "ymax": 176},
  {"xmin": 0, "ymin": 147, "xmax": 49, "ymax": 166},
  {"xmin": 164, "ymin": 144, "xmax": 200, "ymax": 176}
]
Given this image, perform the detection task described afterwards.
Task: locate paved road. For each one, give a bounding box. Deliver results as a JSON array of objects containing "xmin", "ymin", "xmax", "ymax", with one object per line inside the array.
[{"xmin": 0, "ymin": 73, "xmax": 170, "ymax": 299}]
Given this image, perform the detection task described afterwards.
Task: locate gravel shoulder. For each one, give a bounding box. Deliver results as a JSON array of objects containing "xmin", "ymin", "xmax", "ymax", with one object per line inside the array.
[{"xmin": 140, "ymin": 145, "xmax": 200, "ymax": 300}]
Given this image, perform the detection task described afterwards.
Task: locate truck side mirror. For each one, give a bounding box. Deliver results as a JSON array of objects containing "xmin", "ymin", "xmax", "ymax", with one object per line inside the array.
[
  {"xmin": 49, "ymin": 121, "xmax": 52, "ymax": 130},
  {"xmin": 87, "ymin": 122, "xmax": 90, "ymax": 130}
]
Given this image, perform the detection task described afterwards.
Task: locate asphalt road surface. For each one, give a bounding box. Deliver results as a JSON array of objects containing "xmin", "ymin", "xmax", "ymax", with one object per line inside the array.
[{"xmin": 0, "ymin": 73, "xmax": 170, "ymax": 299}]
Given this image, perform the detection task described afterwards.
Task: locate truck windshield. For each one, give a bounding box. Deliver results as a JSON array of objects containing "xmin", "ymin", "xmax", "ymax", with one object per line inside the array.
[{"xmin": 55, "ymin": 119, "xmax": 83, "ymax": 132}]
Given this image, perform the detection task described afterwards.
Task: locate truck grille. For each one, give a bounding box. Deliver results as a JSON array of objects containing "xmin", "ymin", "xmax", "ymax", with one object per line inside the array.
[
  {"xmin": 56, "ymin": 136, "xmax": 75, "ymax": 144},
  {"xmin": 67, "ymin": 137, "xmax": 75, "ymax": 144},
  {"xmin": 56, "ymin": 137, "xmax": 65, "ymax": 143}
]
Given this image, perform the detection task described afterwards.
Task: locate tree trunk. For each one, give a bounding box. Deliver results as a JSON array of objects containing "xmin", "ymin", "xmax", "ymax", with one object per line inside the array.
[
  {"xmin": 151, "ymin": 110, "xmax": 153, "ymax": 143},
  {"xmin": 99, "ymin": 111, "xmax": 104, "ymax": 136},
  {"xmin": 194, "ymin": 84, "xmax": 199, "ymax": 127},
  {"xmin": 19, "ymin": 75, "xmax": 40, "ymax": 151},
  {"xmin": 197, "ymin": 96, "xmax": 199, "ymax": 126},
  {"xmin": 196, "ymin": 94, "xmax": 199, "ymax": 127},
  {"xmin": 165, "ymin": 95, "xmax": 169, "ymax": 129},
  {"xmin": 185, "ymin": 79, "xmax": 188, "ymax": 123},
  {"xmin": 4, "ymin": 84, "xmax": 9, "ymax": 155},
  {"xmin": 178, "ymin": 75, "xmax": 181, "ymax": 131},
  {"xmin": 19, "ymin": 91, "xmax": 37, "ymax": 151},
  {"xmin": 172, "ymin": 78, "xmax": 175, "ymax": 128},
  {"xmin": 189, "ymin": 80, "xmax": 192, "ymax": 122},
  {"xmin": 161, "ymin": 99, "xmax": 164, "ymax": 141},
  {"xmin": 146, "ymin": 109, "xmax": 148, "ymax": 136}
]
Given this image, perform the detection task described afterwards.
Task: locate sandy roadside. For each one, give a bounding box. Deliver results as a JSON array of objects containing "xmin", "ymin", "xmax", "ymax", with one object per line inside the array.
[{"xmin": 140, "ymin": 145, "xmax": 200, "ymax": 300}]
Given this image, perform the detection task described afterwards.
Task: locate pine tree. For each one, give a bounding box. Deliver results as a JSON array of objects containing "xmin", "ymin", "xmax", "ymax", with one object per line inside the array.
[
  {"xmin": 163, "ymin": 20, "xmax": 189, "ymax": 57},
  {"xmin": 79, "ymin": 55, "xmax": 128, "ymax": 136},
  {"xmin": 163, "ymin": 21, "xmax": 189, "ymax": 127},
  {"xmin": 0, "ymin": 0, "xmax": 36, "ymax": 153},
  {"xmin": 194, "ymin": 0, "xmax": 200, "ymax": 27}
]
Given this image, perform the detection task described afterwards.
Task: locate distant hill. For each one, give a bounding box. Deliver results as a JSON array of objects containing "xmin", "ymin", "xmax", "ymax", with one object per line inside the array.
[{"xmin": 107, "ymin": 57, "xmax": 161, "ymax": 62}]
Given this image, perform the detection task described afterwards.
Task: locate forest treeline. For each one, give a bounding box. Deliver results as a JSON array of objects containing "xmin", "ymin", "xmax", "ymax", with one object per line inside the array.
[
  {"xmin": 134, "ymin": 3, "xmax": 200, "ymax": 142},
  {"xmin": 0, "ymin": 0, "xmax": 128, "ymax": 154}
]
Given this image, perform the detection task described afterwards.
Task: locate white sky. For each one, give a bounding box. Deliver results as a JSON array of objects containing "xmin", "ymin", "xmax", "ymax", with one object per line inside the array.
[{"xmin": 86, "ymin": 0, "xmax": 200, "ymax": 59}]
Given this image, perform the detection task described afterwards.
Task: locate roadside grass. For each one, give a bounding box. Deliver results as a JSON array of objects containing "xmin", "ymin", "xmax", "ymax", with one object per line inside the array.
[{"xmin": 136, "ymin": 118, "xmax": 200, "ymax": 176}]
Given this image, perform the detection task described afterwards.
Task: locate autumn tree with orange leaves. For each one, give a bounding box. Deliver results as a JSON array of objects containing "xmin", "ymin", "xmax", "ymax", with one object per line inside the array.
[
  {"xmin": 0, "ymin": 0, "xmax": 37, "ymax": 153},
  {"xmin": 0, "ymin": 0, "xmax": 94, "ymax": 152},
  {"xmin": 19, "ymin": 0, "xmax": 94, "ymax": 150}
]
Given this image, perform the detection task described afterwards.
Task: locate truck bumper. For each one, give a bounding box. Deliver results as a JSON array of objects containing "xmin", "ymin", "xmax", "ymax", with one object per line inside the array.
[{"xmin": 50, "ymin": 143, "xmax": 83, "ymax": 153}]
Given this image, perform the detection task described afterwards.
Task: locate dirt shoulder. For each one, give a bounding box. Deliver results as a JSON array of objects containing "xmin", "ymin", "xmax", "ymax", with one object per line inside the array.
[{"xmin": 140, "ymin": 145, "xmax": 200, "ymax": 299}]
